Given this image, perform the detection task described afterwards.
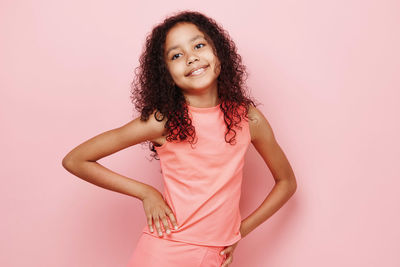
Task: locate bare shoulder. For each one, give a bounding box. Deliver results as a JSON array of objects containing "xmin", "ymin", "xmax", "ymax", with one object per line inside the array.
[
  {"xmin": 247, "ymin": 104, "xmax": 275, "ymax": 144},
  {"xmin": 246, "ymin": 104, "xmax": 297, "ymax": 186},
  {"xmin": 121, "ymin": 109, "xmax": 167, "ymax": 144}
]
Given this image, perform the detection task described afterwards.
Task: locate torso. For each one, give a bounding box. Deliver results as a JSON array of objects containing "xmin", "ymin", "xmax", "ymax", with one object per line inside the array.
[{"xmin": 150, "ymin": 104, "xmax": 257, "ymax": 147}]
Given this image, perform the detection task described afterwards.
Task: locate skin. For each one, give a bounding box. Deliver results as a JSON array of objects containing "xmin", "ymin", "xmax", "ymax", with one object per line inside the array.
[
  {"xmin": 62, "ymin": 22, "xmax": 297, "ymax": 267},
  {"xmin": 219, "ymin": 105, "xmax": 297, "ymax": 266},
  {"xmin": 164, "ymin": 22, "xmax": 221, "ymax": 108}
]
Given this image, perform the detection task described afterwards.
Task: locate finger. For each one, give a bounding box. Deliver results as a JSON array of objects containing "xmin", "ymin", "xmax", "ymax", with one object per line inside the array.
[
  {"xmin": 160, "ymin": 214, "xmax": 171, "ymax": 235},
  {"xmin": 220, "ymin": 247, "xmax": 231, "ymax": 256},
  {"xmin": 154, "ymin": 217, "xmax": 163, "ymax": 237},
  {"xmin": 147, "ymin": 215, "xmax": 154, "ymax": 233},
  {"xmin": 166, "ymin": 210, "xmax": 179, "ymax": 230},
  {"xmin": 221, "ymin": 255, "xmax": 233, "ymax": 267}
]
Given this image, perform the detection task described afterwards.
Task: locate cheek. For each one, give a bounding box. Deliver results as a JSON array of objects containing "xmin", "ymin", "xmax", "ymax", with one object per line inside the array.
[
  {"xmin": 205, "ymin": 52, "xmax": 220, "ymax": 74},
  {"xmin": 212, "ymin": 58, "xmax": 221, "ymax": 75},
  {"xmin": 168, "ymin": 64, "xmax": 188, "ymax": 82},
  {"xmin": 168, "ymin": 64, "xmax": 182, "ymax": 77}
]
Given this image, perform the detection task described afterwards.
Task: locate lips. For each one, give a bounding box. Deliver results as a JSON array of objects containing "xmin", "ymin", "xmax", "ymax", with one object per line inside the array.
[{"xmin": 186, "ymin": 65, "xmax": 209, "ymax": 77}]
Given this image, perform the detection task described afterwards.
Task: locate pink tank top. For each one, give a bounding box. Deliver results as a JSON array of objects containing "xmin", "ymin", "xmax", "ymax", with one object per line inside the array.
[{"xmin": 142, "ymin": 103, "xmax": 251, "ymax": 246}]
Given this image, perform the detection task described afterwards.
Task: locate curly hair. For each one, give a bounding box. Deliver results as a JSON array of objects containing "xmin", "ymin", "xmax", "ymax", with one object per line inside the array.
[{"xmin": 130, "ymin": 10, "xmax": 259, "ymax": 160}]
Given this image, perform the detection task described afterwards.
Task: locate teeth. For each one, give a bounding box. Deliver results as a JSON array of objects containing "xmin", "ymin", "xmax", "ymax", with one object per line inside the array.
[{"xmin": 190, "ymin": 67, "xmax": 205, "ymax": 76}]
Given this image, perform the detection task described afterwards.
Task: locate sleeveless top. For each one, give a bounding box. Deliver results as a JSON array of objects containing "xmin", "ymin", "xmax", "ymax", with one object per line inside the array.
[{"xmin": 142, "ymin": 103, "xmax": 251, "ymax": 246}]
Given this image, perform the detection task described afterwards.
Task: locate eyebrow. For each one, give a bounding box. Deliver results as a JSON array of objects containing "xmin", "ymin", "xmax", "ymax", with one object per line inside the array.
[{"xmin": 165, "ymin": 35, "xmax": 205, "ymax": 57}]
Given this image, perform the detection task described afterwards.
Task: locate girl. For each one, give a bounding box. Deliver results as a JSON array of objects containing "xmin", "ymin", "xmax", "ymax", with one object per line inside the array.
[{"xmin": 62, "ymin": 10, "xmax": 297, "ymax": 267}]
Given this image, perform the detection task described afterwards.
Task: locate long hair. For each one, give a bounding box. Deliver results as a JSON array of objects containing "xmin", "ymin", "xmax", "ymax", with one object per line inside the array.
[{"xmin": 130, "ymin": 10, "xmax": 259, "ymax": 160}]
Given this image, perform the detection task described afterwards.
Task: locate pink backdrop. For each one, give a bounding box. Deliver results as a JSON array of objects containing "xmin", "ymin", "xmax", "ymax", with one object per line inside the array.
[{"xmin": 1, "ymin": 0, "xmax": 399, "ymax": 266}]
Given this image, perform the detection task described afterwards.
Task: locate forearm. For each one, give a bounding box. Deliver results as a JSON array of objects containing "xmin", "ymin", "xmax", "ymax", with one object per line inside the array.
[
  {"xmin": 240, "ymin": 179, "xmax": 296, "ymax": 238},
  {"xmin": 62, "ymin": 159, "xmax": 152, "ymax": 201}
]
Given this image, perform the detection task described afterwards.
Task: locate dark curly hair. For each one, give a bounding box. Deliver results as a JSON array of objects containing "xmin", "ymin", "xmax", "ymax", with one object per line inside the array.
[{"xmin": 130, "ymin": 10, "xmax": 259, "ymax": 160}]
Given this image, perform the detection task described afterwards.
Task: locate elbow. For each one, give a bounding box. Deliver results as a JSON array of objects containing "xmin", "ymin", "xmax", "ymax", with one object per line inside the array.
[
  {"xmin": 278, "ymin": 175, "xmax": 297, "ymax": 193},
  {"xmin": 62, "ymin": 156, "xmax": 71, "ymax": 170},
  {"xmin": 62, "ymin": 149, "xmax": 80, "ymax": 170},
  {"xmin": 291, "ymin": 182, "xmax": 297, "ymax": 194},
  {"xmin": 62, "ymin": 154, "xmax": 76, "ymax": 171},
  {"xmin": 289, "ymin": 176, "xmax": 297, "ymax": 193},
  {"xmin": 276, "ymin": 174, "xmax": 297, "ymax": 190}
]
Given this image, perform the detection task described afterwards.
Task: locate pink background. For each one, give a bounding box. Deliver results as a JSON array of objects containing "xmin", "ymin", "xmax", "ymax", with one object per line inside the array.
[{"xmin": 1, "ymin": 0, "xmax": 399, "ymax": 266}]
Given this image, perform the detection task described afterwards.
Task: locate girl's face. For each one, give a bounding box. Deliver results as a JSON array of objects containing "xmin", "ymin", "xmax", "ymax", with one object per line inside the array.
[{"xmin": 164, "ymin": 22, "xmax": 221, "ymax": 95}]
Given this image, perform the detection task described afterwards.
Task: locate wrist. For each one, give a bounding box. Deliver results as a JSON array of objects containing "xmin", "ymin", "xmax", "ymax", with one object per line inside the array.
[
  {"xmin": 240, "ymin": 219, "xmax": 251, "ymax": 238},
  {"xmin": 137, "ymin": 183, "xmax": 154, "ymax": 201}
]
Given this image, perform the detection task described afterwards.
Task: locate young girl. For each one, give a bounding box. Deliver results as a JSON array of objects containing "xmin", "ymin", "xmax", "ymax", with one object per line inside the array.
[{"xmin": 62, "ymin": 10, "xmax": 297, "ymax": 267}]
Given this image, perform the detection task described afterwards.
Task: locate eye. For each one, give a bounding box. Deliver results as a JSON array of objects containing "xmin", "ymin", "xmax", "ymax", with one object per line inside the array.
[
  {"xmin": 171, "ymin": 43, "xmax": 206, "ymax": 60},
  {"xmin": 171, "ymin": 53, "xmax": 181, "ymax": 60},
  {"xmin": 195, "ymin": 43, "xmax": 205, "ymax": 49}
]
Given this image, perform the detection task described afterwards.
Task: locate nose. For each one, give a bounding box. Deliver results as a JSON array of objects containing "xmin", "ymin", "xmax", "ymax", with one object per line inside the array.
[{"xmin": 187, "ymin": 54, "xmax": 199, "ymax": 65}]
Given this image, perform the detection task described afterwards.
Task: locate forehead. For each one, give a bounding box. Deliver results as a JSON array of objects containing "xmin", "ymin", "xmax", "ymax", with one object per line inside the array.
[
  {"xmin": 165, "ymin": 23, "xmax": 206, "ymax": 52},
  {"xmin": 166, "ymin": 22, "xmax": 203, "ymax": 39}
]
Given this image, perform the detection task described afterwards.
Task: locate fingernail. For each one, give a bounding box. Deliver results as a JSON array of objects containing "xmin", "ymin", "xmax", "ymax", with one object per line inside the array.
[
  {"xmin": 220, "ymin": 251, "xmax": 224, "ymax": 255},
  {"xmin": 166, "ymin": 229, "xmax": 171, "ymax": 234},
  {"xmin": 174, "ymin": 226, "xmax": 178, "ymax": 230},
  {"xmin": 158, "ymin": 231, "xmax": 162, "ymax": 236}
]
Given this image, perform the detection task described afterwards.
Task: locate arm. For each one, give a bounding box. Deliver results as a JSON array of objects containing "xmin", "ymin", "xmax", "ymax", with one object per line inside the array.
[
  {"xmin": 62, "ymin": 110, "xmax": 167, "ymax": 201},
  {"xmin": 239, "ymin": 104, "xmax": 297, "ymax": 238}
]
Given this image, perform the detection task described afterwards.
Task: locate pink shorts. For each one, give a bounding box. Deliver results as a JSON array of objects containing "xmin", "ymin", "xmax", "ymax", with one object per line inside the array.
[{"xmin": 127, "ymin": 232, "xmax": 226, "ymax": 267}]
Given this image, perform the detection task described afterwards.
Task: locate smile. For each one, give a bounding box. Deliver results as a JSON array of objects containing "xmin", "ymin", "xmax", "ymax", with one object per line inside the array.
[{"xmin": 187, "ymin": 66, "xmax": 208, "ymax": 77}]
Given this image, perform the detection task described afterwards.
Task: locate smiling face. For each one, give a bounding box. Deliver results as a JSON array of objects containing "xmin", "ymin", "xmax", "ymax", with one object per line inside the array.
[{"xmin": 164, "ymin": 22, "xmax": 221, "ymax": 97}]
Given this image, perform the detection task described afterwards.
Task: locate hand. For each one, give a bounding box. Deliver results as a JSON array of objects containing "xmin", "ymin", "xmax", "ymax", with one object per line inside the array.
[
  {"xmin": 220, "ymin": 239, "xmax": 240, "ymax": 267},
  {"xmin": 142, "ymin": 187, "xmax": 179, "ymax": 237}
]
